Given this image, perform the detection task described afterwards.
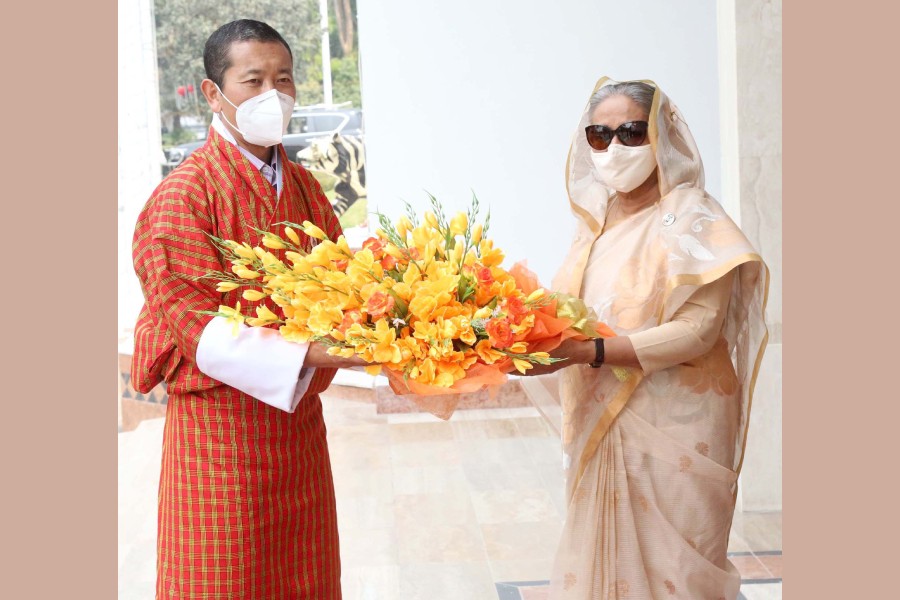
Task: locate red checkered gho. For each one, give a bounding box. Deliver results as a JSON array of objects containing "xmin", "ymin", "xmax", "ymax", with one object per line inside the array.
[{"xmin": 132, "ymin": 129, "xmax": 344, "ymax": 599}]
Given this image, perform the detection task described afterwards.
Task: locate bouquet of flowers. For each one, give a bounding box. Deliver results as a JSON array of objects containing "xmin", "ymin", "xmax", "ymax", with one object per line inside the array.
[{"xmin": 199, "ymin": 194, "xmax": 616, "ymax": 414}]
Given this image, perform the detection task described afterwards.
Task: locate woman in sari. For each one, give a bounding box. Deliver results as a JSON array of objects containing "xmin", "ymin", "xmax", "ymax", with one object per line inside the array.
[{"xmin": 527, "ymin": 78, "xmax": 769, "ymax": 599}]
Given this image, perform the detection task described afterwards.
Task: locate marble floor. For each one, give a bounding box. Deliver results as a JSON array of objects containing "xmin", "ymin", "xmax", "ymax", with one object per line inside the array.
[
  {"xmin": 118, "ymin": 383, "xmax": 782, "ymax": 599},
  {"xmin": 319, "ymin": 386, "xmax": 782, "ymax": 600}
]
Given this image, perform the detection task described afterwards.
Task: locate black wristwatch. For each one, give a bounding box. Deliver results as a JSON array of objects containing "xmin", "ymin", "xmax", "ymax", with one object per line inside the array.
[{"xmin": 589, "ymin": 337, "xmax": 605, "ymax": 368}]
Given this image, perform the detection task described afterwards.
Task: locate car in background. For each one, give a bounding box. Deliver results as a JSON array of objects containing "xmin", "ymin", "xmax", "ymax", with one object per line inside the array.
[
  {"xmin": 161, "ymin": 106, "xmax": 363, "ymax": 176},
  {"xmin": 282, "ymin": 106, "xmax": 363, "ymax": 160},
  {"xmin": 162, "ymin": 139, "xmax": 207, "ymax": 176}
]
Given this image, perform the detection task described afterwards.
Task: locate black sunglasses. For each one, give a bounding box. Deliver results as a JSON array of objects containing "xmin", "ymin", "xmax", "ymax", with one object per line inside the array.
[{"xmin": 584, "ymin": 121, "xmax": 649, "ymax": 151}]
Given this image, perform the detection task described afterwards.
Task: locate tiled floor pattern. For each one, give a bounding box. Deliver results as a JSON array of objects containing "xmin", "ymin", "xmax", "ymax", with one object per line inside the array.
[
  {"xmin": 119, "ymin": 384, "xmax": 781, "ymax": 599},
  {"xmin": 318, "ymin": 385, "xmax": 782, "ymax": 599},
  {"xmin": 492, "ymin": 550, "xmax": 782, "ymax": 598}
]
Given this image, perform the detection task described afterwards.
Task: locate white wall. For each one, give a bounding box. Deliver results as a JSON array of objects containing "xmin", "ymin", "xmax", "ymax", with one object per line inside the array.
[
  {"xmin": 118, "ymin": 0, "xmax": 163, "ymax": 343},
  {"xmin": 357, "ymin": 0, "xmax": 720, "ymax": 285}
]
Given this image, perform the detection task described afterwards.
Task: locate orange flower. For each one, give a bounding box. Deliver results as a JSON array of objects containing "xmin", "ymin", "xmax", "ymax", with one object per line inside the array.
[
  {"xmin": 485, "ymin": 317, "xmax": 514, "ymax": 349},
  {"xmin": 504, "ymin": 295, "xmax": 529, "ymax": 324},
  {"xmin": 362, "ymin": 237, "xmax": 386, "ymax": 259},
  {"xmin": 336, "ymin": 310, "xmax": 363, "ymax": 335},
  {"xmin": 475, "ymin": 265, "xmax": 494, "ymax": 286},
  {"xmin": 381, "ymin": 254, "xmax": 398, "ymax": 270},
  {"xmin": 365, "ymin": 291, "xmax": 395, "ymax": 319}
]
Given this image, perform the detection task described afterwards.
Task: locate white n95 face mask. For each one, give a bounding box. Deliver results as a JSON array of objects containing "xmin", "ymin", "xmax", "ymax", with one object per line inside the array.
[
  {"xmin": 591, "ymin": 143, "xmax": 657, "ymax": 192},
  {"xmin": 216, "ymin": 85, "xmax": 294, "ymax": 147}
]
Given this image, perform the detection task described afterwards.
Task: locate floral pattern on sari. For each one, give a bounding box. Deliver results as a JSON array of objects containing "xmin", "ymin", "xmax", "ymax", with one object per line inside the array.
[
  {"xmin": 610, "ymin": 237, "xmax": 668, "ymax": 330},
  {"xmin": 677, "ymin": 337, "xmax": 740, "ymax": 396}
]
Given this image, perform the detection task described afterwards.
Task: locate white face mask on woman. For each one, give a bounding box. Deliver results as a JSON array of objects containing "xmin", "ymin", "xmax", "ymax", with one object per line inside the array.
[
  {"xmin": 591, "ymin": 143, "xmax": 657, "ymax": 192},
  {"xmin": 216, "ymin": 85, "xmax": 295, "ymax": 147}
]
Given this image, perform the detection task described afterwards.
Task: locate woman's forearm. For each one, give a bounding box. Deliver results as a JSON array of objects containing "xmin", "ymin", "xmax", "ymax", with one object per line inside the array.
[
  {"xmin": 603, "ymin": 335, "xmax": 642, "ymax": 369},
  {"xmin": 548, "ymin": 335, "xmax": 642, "ymax": 371}
]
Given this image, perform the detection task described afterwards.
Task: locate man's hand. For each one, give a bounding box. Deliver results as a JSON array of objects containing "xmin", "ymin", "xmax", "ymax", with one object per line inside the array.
[{"xmin": 303, "ymin": 341, "xmax": 370, "ymax": 369}]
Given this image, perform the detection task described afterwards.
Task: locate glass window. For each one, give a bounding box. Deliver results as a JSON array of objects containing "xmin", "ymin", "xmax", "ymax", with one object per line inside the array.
[
  {"xmin": 310, "ymin": 114, "xmax": 346, "ymax": 132},
  {"xmin": 286, "ymin": 116, "xmax": 310, "ymax": 134}
]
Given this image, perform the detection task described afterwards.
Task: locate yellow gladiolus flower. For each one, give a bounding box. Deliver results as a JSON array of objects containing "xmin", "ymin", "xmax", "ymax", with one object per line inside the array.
[
  {"xmin": 479, "ymin": 240, "xmax": 505, "ymax": 267},
  {"xmin": 242, "ymin": 289, "xmax": 267, "ymax": 302},
  {"xmin": 412, "ymin": 320, "xmax": 439, "ymax": 342},
  {"xmin": 335, "ymin": 235, "xmax": 352, "ymax": 255},
  {"xmin": 396, "ymin": 216, "xmax": 413, "ymax": 239},
  {"xmin": 383, "ymin": 243, "xmax": 406, "ymax": 261},
  {"xmin": 284, "ymin": 226, "xmax": 301, "ymax": 245},
  {"xmin": 301, "ymin": 220, "xmax": 328, "ymax": 241},
  {"xmin": 279, "ymin": 320, "xmax": 312, "ymax": 343},
  {"xmin": 449, "ymin": 212, "xmax": 468, "ymax": 236},
  {"xmin": 233, "ymin": 244, "xmax": 258, "ymax": 261},
  {"xmin": 326, "ymin": 346, "xmax": 358, "ymax": 358},
  {"xmin": 462, "ymin": 249, "xmax": 478, "ymax": 267},
  {"xmin": 474, "ymin": 340, "xmax": 504, "ymax": 364},
  {"xmin": 473, "ymin": 306, "xmax": 493, "ymax": 320},
  {"xmin": 411, "ymin": 225, "xmax": 441, "ymax": 254},
  {"xmin": 508, "ymin": 342, "xmax": 529, "ymax": 354},
  {"xmin": 433, "ymin": 371, "xmax": 456, "ymax": 387},
  {"xmin": 460, "ymin": 352, "xmax": 479, "ymax": 369},
  {"xmin": 424, "ymin": 211, "xmax": 439, "ymax": 229},
  {"xmin": 525, "ymin": 288, "xmax": 545, "ymax": 303},
  {"xmin": 408, "ymin": 294, "xmax": 438, "ymax": 322},
  {"xmin": 364, "ymin": 364, "xmax": 383, "ymax": 376},
  {"xmin": 418, "ymin": 358, "xmax": 436, "ymax": 383},
  {"xmin": 216, "ymin": 281, "xmax": 240, "ymax": 293},
  {"xmin": 513, "ymin": 358, "xmax": 534, "ymax": 374},
  {"xmin": 262, "ymin": 234, "xmax": 286, "ymax": 250},
  {"xmin": 369, "ymin": 319, "xmax": 403, "ymax": 363},
  {"xmin": 510, "ymin": 314, "xmax": 535, "ymax": 333},
  {"xmin": 307, "ymin": 303, "xmax": 344, "ymax": 335},
  {"xmin": 471, "ymin": 223, "xmax": 483, "ymax": 245},
  {"xmin": 219, "ymin": 302, "xmax": 244, "ymax": 336},
  {"xmin": 402, "ymin": 263, "xmax": 423, "ymax": 286},
  {"xmin": 449, "ymin": 242, "xmax": 464, "ymax": 263},
  {"xmin": 246, "ymin": 304, "xmax": 280, "ymax": 327},
  {"xmin": 233, "ymin": 266, "xmax": 262, "ymax": 279}
]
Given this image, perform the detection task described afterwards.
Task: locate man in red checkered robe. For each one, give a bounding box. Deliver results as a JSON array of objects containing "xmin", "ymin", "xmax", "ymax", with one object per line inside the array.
[{"xmin": 131, "ymin": 19, "xmax": 363, "ymax": 599}]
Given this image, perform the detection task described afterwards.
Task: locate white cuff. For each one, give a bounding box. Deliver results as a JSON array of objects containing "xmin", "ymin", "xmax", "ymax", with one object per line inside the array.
[
  {"xmin": 294, "ymin": 365, "xmax": 316, "ymax": 403},
  {"xmin": 196, "ymin": 317, "xmax": 315, "ymax": 412}
]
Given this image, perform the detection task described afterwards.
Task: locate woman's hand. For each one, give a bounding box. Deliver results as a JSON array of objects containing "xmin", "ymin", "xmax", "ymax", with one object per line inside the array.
[
  {"xmin": 522, "ymin": 338, "xmax": 595, "ymax": 376},
  {"xmin": 303, "ymin": 341, "xmax": 370, "ymax": 369},
  {"xmin": 521, "ymin": 335, "xmax": 643, "ymax": 376}
]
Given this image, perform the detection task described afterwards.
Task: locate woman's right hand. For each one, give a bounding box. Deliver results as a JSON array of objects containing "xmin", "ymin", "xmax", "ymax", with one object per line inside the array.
[{"xmin": 522, "ymin": 338, "xmax": 595, "ymax": 376}]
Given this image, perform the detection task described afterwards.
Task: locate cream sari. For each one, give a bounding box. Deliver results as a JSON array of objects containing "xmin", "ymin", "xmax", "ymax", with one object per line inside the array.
[{"xmin": 542, "ymin": 78, "xmax": 769, "ymax": 599}]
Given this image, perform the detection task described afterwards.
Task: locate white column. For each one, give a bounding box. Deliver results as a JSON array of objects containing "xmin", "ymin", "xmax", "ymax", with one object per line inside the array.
[
  {"xmin": 719, "ymin": 0, "xmax": 783, "ymax": 512},
  {"xmin": 716, "ymin": 0, "xmax": 741, "ymax": 225},
  {"xmin": 118, "ymin": 0, "xmax": 163, "ymax": 343}
]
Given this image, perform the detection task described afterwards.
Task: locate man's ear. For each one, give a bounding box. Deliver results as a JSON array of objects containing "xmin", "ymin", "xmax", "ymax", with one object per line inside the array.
[{"xmin": 200, "ymin": 79, "xmax": 222, "ymax": 113}]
